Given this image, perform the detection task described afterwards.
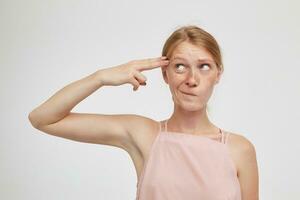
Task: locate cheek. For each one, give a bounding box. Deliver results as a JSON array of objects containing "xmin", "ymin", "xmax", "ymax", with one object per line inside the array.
[
  {"xmin": 206, "ymin": 80, "xmax": 216, "ymax": 88},
  {"xmin": 201, "ymin": 80, "xmax": 215, "ymax": 94},
  {"xmin": 201, "ymin": 81, "xmax": 216, "ymax": 100},
  {"xmin": 166, "ymin": 70, "xmax": 184, "ymax": 85},
  {"xmin": 167, "ymin": 80, "xmax": 183, "ymax": 99},
  {"xmin": 204, "ymin": 74, "xmax": 217, "ymax": 86},
  {"xmin": 168, "ymin": 80, "xmax": 179, "ymax": 94}
]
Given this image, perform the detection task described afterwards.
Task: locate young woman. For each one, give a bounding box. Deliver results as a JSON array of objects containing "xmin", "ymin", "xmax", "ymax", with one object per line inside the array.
[{"xmin": 29, "ymin": 25, "xmax": 259, "ymax": 200}]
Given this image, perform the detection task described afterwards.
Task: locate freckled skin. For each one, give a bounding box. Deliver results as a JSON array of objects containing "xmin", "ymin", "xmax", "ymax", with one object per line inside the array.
[{"xmin": 162, "ymin": 41, "xmax": 223, "ymax": 112}]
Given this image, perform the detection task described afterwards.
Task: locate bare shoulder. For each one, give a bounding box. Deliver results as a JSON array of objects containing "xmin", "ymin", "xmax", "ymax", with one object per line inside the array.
[
  {"xmin": 125, "ymin": 114, "xmax": 158, "ymax": 133},
  {"xmin": 226, "ymin": 131, "xmax": 259, "ymax": 198},
  {"xmin": 124, "ymin": 114, "xmax": 159, "ymax": 154},
  {"xmin": 226, "ymin": 132, "xmax": 256, "ymax": 153},
  {"xmin": 225, "ymin": 131, "xmax": 258, "ymax": 176}
]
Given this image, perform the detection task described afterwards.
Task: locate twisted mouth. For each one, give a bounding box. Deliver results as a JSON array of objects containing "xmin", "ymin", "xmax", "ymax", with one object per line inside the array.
[{"xmin": 180, "ymin": 91, "xmax": 197, "ymax": 96}]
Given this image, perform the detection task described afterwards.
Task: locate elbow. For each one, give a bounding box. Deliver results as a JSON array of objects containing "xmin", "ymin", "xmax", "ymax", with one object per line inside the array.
[{"xmin": 28, "ymin": 112, "xmax": 40, "ymax": 129}]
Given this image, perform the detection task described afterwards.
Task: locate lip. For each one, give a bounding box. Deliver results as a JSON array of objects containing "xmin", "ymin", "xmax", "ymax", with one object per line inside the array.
[{"xmin": 180, "ymin": 91, "xmax": 197, "ymax": 96}]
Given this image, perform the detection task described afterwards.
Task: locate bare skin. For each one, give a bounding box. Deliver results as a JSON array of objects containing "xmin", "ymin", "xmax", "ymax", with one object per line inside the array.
[
  {"xmin": 28, "ymin": 55, "xmax": 170, "ymax": 179},
  {"xmin": 28, "ymin": 45, "xmax": 259, "ymax": 199}
]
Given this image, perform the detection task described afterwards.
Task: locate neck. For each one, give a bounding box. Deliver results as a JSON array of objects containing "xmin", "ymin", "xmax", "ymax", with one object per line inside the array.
[{"xmin": 167, "ymin": 104, "xmax": 217, "ymax": 135}]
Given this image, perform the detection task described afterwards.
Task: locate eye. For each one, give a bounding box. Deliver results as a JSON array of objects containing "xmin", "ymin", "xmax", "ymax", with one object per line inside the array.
[
  {"xmin": 199, "ymin": 63, "xmax": 211, "ymax": 70},
  {"xmin": 175, "ymin": 63, "xmax": 186, "ymax": 72}
]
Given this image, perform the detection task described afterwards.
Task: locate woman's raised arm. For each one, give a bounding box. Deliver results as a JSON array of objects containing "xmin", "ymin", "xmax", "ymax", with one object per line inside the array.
[{"xmin": 28, "ymin": 57, "xmax": 169, "ymax": 150}]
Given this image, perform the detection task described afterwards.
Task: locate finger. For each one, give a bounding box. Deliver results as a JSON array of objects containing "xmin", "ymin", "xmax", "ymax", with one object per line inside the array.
[
  {"xmin": 137, "ymin": 58, "xmax": 170, "ymax": 71},
  {"xmin": 134, "ymin": 57, "xmax": 162, "ymax": 66},
  {"xmin": 133, "ymin": 71, "xmax": 147, "ymax": 84},
  {"xmin": 135, "ymin": 56, "xmax": 167, "ymax": 63},
  {"xmin": 130, "ymin": 77, "xmax": 140, "ymax": 91}
]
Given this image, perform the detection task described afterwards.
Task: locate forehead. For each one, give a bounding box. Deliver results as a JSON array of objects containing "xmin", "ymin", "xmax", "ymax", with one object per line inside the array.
[{"xmin": 170, "ymin": 42, "xmax": 214, "ymax": 61}]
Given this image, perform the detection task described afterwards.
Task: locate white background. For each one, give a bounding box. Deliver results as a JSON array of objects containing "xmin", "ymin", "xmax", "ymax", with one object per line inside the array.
[{"xmin": 1, "ymin": 0, "xmax": 299, "ymax": 199}]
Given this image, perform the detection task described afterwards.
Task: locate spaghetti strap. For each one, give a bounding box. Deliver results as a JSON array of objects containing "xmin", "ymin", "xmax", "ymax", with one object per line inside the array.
[
  {"xmin": 158, "ymin": 121, "xmax": 162, "ymax": 133},
  {"xmin": 224, "ymin": 132, "xmax": 230, "ymax": 144},
  {"xmin": 164, "ymin": 120, "xmax": 168, "ymax": 132},
  {"xmin": 219, "ymin": 128, "xmax": 224, "ymax": 143}
]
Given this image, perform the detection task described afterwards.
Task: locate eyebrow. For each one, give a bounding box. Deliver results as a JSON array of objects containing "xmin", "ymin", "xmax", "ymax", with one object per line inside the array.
[{"xmin": 172, "ymin": 56, "xmax": 214, "ymax": 63}]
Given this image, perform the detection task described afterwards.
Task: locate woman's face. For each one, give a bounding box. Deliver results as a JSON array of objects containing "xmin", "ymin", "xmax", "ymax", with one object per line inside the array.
[{"xmin": 162, "ymin": 41, "xmax": 223, "ymax": 111}]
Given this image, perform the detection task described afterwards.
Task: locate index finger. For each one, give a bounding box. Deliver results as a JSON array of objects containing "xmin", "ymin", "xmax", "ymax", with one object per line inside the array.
[{"xmin": 136, "ymin": 56, "xmax": 170, "ymax": 71}]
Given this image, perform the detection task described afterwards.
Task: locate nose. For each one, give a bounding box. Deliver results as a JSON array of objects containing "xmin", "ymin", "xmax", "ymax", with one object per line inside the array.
[{"xmin": 185, "ymin": 70, "xmax": 199, "ymax": 87}]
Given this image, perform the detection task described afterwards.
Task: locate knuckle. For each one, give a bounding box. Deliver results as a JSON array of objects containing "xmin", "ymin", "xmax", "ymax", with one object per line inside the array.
[{"xmin": 130, "ymin": 69, "xmax": 137, "ymax": 76}]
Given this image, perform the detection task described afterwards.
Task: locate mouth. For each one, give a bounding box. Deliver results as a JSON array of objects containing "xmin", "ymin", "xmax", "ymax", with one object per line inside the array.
[{"xmin": 180, "ymin": 91, "xmax": 197, "ymax": 96}]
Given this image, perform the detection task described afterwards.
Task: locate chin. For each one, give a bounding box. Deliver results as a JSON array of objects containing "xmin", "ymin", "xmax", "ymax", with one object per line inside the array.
[
  {"xmin": 178, "ymin": 101, "xmax": 206, "ymax": 112},
  {"xmin": 183, "ymin": 104, "xmax": 204, "ymax": 112}
]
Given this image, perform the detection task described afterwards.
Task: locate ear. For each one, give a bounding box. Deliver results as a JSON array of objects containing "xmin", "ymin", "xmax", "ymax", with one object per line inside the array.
[
  {"xmin": 161, "ymin": 66, "xmax": 169, "ymax": 85},
  {"xmin": 214, "ymin": 67, "xmax": 223, "ymax": 85}
]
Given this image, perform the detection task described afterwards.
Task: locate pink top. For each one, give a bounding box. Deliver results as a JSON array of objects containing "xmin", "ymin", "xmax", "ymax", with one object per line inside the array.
[{"xmin": 136, "ymin": 120, "xmax": 241, "ymax": 200}]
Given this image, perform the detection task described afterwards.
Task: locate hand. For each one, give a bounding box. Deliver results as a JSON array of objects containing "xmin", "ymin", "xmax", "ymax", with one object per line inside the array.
[{"xmin": 98, "ymin": 56, "xmax": 169, "ymax": 91}]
